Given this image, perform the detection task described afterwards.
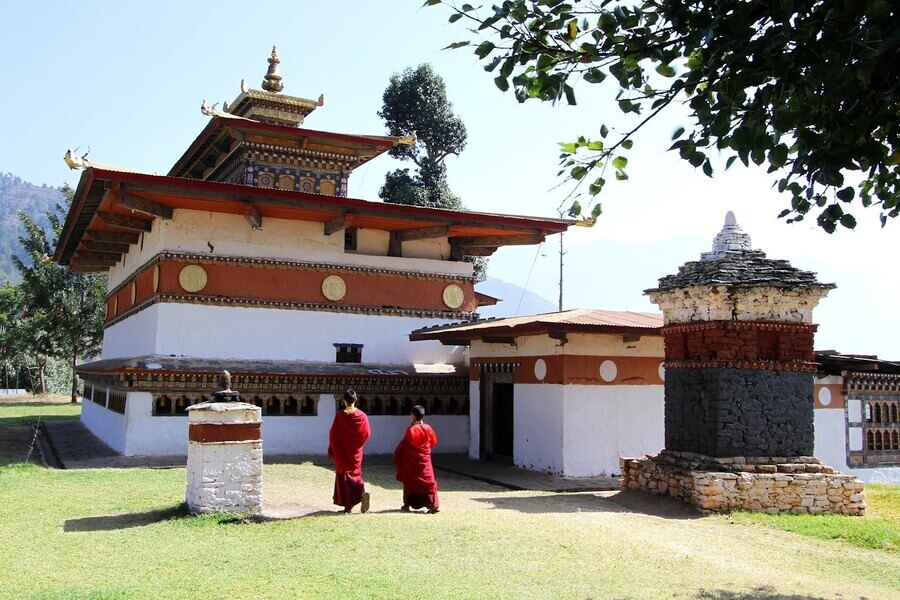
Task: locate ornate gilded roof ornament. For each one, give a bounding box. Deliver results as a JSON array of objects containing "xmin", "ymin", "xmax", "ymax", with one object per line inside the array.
[{"xmin": 261, "ymin": 45, "xmax": 285, "ymax": 93}]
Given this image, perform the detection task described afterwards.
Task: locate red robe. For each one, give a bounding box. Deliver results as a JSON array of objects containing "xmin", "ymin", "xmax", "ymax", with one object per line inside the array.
[
  {"xmin": 393, "ymin": 422, "xmax": 439, "ymax": 510},
  {"xmin": 327, "ymin": 408, "xmax": 371, "ymax": 510}
]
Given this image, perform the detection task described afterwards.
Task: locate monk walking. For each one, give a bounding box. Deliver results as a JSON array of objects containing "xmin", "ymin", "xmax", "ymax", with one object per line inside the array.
[
  {"xmin": 327, "ymin": 390, "xmax": 371, "ymax": 513},
  {"xmin": 393, "ymin": 404, "xmax": 439, "ymax": 513}
]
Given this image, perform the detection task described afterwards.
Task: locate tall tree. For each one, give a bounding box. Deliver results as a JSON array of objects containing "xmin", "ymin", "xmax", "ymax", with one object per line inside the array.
[
  {"xmin": 430, "ymin": 0, "xmax": 900, "ymax": 232},
  {"xmin": 378, "ymin": 64, "xmax": 487, "ymax": 279},
  {"xmin": 12, "ymin": 184, "xmax": 106, "ymax": 402}
]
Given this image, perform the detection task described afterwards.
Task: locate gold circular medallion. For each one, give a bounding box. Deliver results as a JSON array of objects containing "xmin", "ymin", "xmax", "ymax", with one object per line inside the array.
[
  {"xmin": 152, "ymin": 265, "xmax": 160, "ymax": 293},
  {"xmin": 130, "ymin": 282, "xmax": 136, "ymax": 305},
  {"xmin": 442, "ymin": 284, "xmax": 465, "ymax": 309},
  {"xmin": 178, "ymin": 265, "xmax": 208, "ymax": 293},
  {"xmin": 321, "ymin": 275, "xmax": 347, "ymax": 301}
]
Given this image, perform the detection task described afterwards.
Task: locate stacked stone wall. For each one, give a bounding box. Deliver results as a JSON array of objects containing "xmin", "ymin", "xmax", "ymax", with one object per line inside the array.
[
  {"xmin": 621, "ymin": 453, "xmax": 865, "ymax": 515},
  {"xmin": 665, "ymin": 368, "xmax": 813, "ymax": 457},
  {"xmin": 186, "ymin": 439, "xmax": 263, "ymax": 514}
]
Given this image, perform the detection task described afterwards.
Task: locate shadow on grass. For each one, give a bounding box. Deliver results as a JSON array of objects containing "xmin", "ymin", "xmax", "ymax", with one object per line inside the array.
[
  {"xmin": 696, "ymin": 588, "xmax": 826, "ymax": 599},
  {"xmin": 64, "ymin": 504, "xmax": 189, "ymax": 532},
  {"xmin": 471, "ymin": 489, "xmax": 703, "ymax": 520}
]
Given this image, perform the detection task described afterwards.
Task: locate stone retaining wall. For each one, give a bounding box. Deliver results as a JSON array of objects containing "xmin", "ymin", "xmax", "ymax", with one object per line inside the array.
[{"xmin": 621, "ymin": 452, "xmax": 865, "ymax": 515}]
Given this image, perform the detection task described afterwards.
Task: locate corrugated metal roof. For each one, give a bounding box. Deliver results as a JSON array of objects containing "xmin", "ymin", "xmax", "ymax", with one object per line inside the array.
[{"xmin": 410, "ymin": 308, "xmax": 663, "ymax": 341}]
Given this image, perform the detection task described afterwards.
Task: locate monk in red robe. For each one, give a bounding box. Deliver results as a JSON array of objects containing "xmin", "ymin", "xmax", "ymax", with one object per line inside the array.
[
  {"xmin": 327, "ymin": 390, "xmax": 371, "ymax": 513},
  {"xmin": 393, "ymin": 404, "xmax": 439, "ymax": 513}
]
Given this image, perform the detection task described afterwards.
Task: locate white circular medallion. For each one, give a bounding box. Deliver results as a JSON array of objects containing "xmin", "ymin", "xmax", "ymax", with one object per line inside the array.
[
  {"xmin": 178, "ymin": 265, "xmax": 208, "ymax": 293},
  {"xmin": 658, "ymin": 362, "xmax": 666, "ymax": 381},
  {"xmin": 152, "ymin": 265, "xmax": 160, "ymax": 293},
  {"xmin": 818, "ymin": 387, "xmax": 832, "ymax": 407},
  {"xmin": 533, "ymin": 359, "xmax": 547, "ymax": 381},
  {"xmin": 599, "ymin": 360, "xmax": 618, "ymax": 382},
  {"xmin": 321, "ymin": 275, "xmax": 347, "ymax": 301},
  {"xmin": 442, "ymin": 284, "xmax": 465, "ymax": 309}
]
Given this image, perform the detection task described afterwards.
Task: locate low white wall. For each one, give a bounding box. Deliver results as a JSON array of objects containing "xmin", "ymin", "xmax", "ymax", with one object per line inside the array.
[
  {"xmin": 514, "ymin": 384, "xmax": 564, "ymax": 473},
  {"xmin": 81, "ymin": 397, "xmax": 128, "ymax": 454},
  {"xmin": 562, "ymin": 385, "xmax": 665, "ymax": 477},
  {"xmin": 123, "ymin": 393, "xmax": 189, "ymax": 456},
  {"xmin": 103, "ymin": 303, "xmax": 466, "ymax": 365},
  {"xmin": 814, "ymin": 408, "xmax": 900, "ymax": 484},
  {"xmin": 112, "ymin": 392, "xmax": 468, "ymax": 457}
]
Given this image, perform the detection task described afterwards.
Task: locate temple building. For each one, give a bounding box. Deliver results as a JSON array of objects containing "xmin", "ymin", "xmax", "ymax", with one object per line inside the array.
[{"xmin": 55, "ymin": 48, "xmax": 570, "ymax": 456}]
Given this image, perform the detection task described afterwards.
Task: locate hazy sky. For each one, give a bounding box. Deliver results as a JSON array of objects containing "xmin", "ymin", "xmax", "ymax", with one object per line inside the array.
[{"xmin": 1, "ymin": 1, "xmax": 897, "ymax": 357}]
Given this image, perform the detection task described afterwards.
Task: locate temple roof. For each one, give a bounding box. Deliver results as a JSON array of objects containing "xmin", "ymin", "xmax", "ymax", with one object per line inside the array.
[
  {"xmin": 75, "ymin": 354, "xmax": 466, "ymax": 379},
  {"xmin": 169, "ymin": 116, "xmax": 410, "ymax": 180},
  {"xmin": 410, "ymin": 308, "xmax": 663, "ymax": 344},
  {"xmin": 54, "ymin": 167, "xmax": 572, "ymax": 271},
  {"xmin": 645, "ymin": 212, "xmax": 835, "ymax": 293}
]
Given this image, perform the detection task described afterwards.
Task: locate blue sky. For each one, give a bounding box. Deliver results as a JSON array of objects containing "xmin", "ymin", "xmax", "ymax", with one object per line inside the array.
[{"xmin": 1, "ymin": 1, "xmax": 897, "ymax": 357}]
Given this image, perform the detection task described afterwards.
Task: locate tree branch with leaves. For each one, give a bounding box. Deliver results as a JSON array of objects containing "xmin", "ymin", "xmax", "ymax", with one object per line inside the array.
[{"xmin": 429, "ymin": 0, "xmax": 900, "ymax": 232}]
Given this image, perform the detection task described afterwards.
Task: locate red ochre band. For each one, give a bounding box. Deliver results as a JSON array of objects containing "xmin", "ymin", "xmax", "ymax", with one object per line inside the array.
[{"xmin": 188, "ymin": 422, "xmax": 261, "ymax": 443}]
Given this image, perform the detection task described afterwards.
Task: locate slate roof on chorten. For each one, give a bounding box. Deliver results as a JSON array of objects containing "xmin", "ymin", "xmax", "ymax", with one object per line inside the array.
[{"xmin": 645, "ymin": 212, "xmax": 835, "ymax": 293}]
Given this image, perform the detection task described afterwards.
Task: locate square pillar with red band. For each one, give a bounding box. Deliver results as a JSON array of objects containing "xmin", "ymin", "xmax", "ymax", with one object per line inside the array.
[
  {"xmin": 185, "ymin": 401, "xmax": 263, "ymax": 515},
  {"xmin": 621, "ymin": 212, "xmax": 865, "ymax": 515}
]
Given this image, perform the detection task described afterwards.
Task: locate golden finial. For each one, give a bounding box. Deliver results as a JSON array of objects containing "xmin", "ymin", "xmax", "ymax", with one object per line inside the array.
[{"xmin": 262, "ymin": 45, "xmax": 284, "ymax": 93}]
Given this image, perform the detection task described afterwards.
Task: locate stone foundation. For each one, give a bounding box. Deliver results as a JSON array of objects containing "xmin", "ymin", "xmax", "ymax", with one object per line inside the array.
[
  {"xmin": 620, "ymin": 451, "xmax": 865, "ymax": 515},
  {"xmin": 185, "ymin": 402, "xmax": 262, "ymax": 515}
]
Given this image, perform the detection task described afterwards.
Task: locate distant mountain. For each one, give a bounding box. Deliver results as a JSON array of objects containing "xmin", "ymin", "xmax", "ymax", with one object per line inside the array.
[
  {"xmin": 0, "ymin": 172, "xmax": 60, "ymax": 283},
  {"xmin": 475, "ymin": 277, "xmax": 557, "ymax": 319}
]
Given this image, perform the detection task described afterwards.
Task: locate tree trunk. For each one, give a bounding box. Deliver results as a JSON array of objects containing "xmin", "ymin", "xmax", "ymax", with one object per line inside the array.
[
  {"xmin": 70, "ymin": 339, "xmax": 79, "ymax": 403},
  {"xmin": 24, "ymin": 357, "xmax": 36, "ymax": 394},
  {"xmin": 38, "ymin": 357, "xmax": 46, "ymax": 395}
]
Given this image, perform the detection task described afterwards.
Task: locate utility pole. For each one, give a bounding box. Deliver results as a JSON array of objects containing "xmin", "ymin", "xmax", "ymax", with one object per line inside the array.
[{"xmin": 557, "ymin": 207, "xmax": 566, "ymax": 312}]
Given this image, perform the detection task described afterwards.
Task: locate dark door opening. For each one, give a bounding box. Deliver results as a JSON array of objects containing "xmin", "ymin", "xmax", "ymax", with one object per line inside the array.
[{"xmin": 492, "ymin": 382, "xmax": 514, "ymax": 456}]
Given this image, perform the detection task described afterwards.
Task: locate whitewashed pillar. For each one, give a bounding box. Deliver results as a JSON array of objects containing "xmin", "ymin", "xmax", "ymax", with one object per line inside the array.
[{"xmin": 185, "ymin": 402, "xmax": 262, "ymax": 515}]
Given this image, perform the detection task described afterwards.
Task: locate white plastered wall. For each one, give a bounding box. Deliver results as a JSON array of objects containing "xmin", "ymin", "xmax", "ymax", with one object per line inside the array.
[
  {"xmin": 513, "ymin": 383, "xmax": 564, "ymax": 473},
  {"xmin": 102, "ymin": 303, "xmax": 466, "ymax": 364},
  {"xmin": 108, "ymin": 209, "xmax": 467, "ymax": 290},
  {"xmin": 562, "ymin": 385, "xmax": 664, "ymax": 477},
  {"xmin": 81, "ymin": 395, "xmax": 128, "ymax": 454},
  {"xmin": 468, "ymin": 380, "xmax": 480, "ymax": 459}
]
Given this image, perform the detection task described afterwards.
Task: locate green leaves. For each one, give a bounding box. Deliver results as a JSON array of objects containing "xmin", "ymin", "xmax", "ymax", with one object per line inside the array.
[{"xmin": 432, "ymin": 0, "xmax": 900, "ymax": 232}]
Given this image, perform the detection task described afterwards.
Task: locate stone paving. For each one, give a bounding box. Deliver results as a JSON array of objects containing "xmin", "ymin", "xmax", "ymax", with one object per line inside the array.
[{"xmin": 45, "ymin": 420, "xmax": 622, "ymax": 492}]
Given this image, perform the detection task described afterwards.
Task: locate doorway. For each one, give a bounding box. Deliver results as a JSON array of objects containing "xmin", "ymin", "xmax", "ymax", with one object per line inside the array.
[{"xmin": 480, "ymin": 371, "xmax": 514, "ymax": 460}]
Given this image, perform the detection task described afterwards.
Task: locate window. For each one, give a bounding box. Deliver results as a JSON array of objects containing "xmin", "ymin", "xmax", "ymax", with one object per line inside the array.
[
  {"xmin": 344, "ymin": 227, "xmax": 358, "ymax": 252},
  {"xmin": 335, "ymin": 343, "xmax": 363, "ymax": 364}
]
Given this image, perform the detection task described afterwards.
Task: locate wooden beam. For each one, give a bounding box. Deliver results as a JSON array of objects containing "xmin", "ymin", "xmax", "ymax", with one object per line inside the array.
[
  {"xmin": 549, "ymin": 331, "xmax": 569, "ymax": 345},
  {"xmin": 439, "ymin": 339, "xmax": 472, "ymax": 347},
  {"xmin": 460, "ymin": 247, "xmax": 496, "ymax": 257},
  {"xmin": 388, "ymin": 232, "xmax": 402, "ymax": 257},
  {"xmin": 86, "ymin": 230, "xmax": 140, "ymax": 245},
  {"xmin": 396, "ymin": 225, "xmax": 450, "ymax": 242},
  {"xmin": 243, "ymin": 203, "xmax": 262, "ymax": 229},
  {"xmin": 99, "ymin": 212, "xmax": 152, "ymax": 232},
  {"xmin": 76, "ymin": 250, "xmax": 121, "ymax": 263},
  {"xmin": 454, "ymin": 233, "xmax": 544, "ymax": 247},
  {"xmin": 481, "ymin": 336, "xmax": 516, "ymax": 345},
  {"xmin": 323, "ymin": 214, "xmax": 348, "ymax": 236},
  {"xmin": 81, "ymin": 240, "xmax": 130, "ymax": 254},
  {"xmin": 120, "ymin": 192, "xmax": 173, "ymax": 220}
]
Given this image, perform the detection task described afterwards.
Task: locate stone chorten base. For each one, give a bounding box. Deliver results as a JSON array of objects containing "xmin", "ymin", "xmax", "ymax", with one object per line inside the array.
[
  {"xmin": 620, "ymin": 451, "xmax": 865, "ymax": 515},
  {"xmin": 186, "ymin": 402, "xmax": 263, "ymax": 516}
]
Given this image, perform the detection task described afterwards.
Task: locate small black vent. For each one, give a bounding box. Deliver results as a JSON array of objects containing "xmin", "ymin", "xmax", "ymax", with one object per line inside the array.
[{"xmin": 335, "ymin": 343, "xmax": 363, "ymax": 363}]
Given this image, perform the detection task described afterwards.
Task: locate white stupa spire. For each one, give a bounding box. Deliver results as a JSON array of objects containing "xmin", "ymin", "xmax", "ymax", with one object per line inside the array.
[{"xmin": 700, "ymin": 211, "xmax": 753, "ymax": 261}]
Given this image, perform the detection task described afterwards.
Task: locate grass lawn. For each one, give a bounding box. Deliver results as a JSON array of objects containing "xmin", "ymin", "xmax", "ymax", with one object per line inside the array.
[
  {"xmin": 0, "ymin": 399, "xmax": 897, "ymax": 599},
  {"xmin": 730, "ymin": 484, "xmax": 900, "ymax": 552},
  {"xmin": 0, "ymin": 395, "xmax": 81, "ymax": 427}
]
